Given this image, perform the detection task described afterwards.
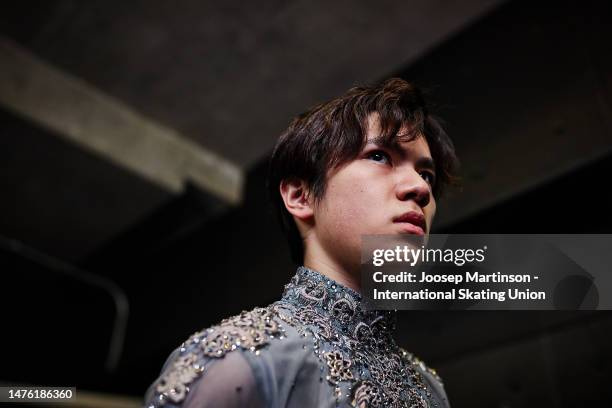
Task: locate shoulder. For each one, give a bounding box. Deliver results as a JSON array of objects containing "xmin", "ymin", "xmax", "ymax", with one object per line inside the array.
[
  {"xmin": 399, "ymin": 348, "xmax": 443, "ymax": 384},
  {"xmin": 144, "ymin": 305, "xmax": 309, "ymax": 407},
  {"xmin": 400, "ymin": 348, "xmax": 451, "ymax": 408}
]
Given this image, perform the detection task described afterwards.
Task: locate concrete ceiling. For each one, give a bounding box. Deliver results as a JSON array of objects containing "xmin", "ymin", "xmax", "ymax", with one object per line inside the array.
[
  {"xmin": 2, "ymin": 0, "xmax": 504, "ymax": 167},
  {"xmin": 0, "ymin": 0, "xmax": 506, "ymax": 260},
  {"xmin": 1, "ymin": 0, "xmax": 611, "ymax": 260}
]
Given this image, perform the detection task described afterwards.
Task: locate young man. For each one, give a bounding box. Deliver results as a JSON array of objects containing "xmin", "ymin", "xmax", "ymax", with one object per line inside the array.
[{"xmin": 145, "ymin": 78, "xmax": 459, "ymax": 408}]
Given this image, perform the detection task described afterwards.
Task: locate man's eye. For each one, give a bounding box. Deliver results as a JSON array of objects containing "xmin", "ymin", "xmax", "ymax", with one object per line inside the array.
[
  {"xmin": 420, "ymin": 171, "xmax": 436, "ymax": 186},
  {"xmin": 367, "ymin": 150, "xmax": 391, "ymax": 164}
]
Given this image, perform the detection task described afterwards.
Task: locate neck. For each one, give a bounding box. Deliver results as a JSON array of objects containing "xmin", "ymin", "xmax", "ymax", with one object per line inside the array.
[{"xmin": 303, "ymin": 239, "xmax": 361, "ymax": 292}]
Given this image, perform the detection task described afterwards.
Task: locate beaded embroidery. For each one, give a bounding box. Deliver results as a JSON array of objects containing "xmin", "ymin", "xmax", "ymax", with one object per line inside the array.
[
  {"xmin": 352, "ymin": 380, "xmax": 384, "ymax": 408},
  {"xmin": 274, "ymin": 266, "xmax": 438, "ymax": 407},
  {"xmin": 149, "ymin": 267, "xmax": 442, "ymax": 407},
  {"xmin": 156, "ymin": 353, "xmax": 204, "ymax": 404},
  {"xmin": 402, "ymin": 349, "xmax": 444, "ymax": 384},
  {"xmin": 151, "ymin": 307, "xmax": 283, "ymax": 406},
  {"xmin": 324, "ymin": 350, "xmax": 355, "ymax": 384}
]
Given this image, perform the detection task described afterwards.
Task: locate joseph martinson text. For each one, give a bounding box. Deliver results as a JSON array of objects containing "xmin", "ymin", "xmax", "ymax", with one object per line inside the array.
[{"xmin": 372, "ymin": 271, "xmax": 547, "ymax": 302}]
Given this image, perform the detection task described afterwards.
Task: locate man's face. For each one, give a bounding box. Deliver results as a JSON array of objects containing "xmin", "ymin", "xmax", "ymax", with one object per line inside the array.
[{"xmin": 311, "ymin": 114, "xmax": 437, "ymax": 272}]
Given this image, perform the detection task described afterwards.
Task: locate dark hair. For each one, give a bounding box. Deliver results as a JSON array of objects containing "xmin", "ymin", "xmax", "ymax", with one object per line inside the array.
[{"xmin": 267, "ymin": 78, "xmax": 459, "ymax": 264}]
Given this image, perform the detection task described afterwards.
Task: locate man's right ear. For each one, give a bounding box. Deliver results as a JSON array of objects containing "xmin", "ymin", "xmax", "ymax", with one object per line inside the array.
[{"xmin": 279, "ymin": 178, "xmax": 314, "ymax": 221}]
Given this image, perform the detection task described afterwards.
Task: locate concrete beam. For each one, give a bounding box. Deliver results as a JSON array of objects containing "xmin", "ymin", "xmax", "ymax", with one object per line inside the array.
[
  {"xmin": 0, "ymin": 37, "xmax": 243, "ymax": 204},
  {"xmin": 3, "ymin": 0, "xmax": 506, "ymax": 168}
]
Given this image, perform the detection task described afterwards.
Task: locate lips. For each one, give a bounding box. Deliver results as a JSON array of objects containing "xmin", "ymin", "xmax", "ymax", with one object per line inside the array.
[{"xmin": 393, "ymin": 211, "xmax": 426, "ymax": 235}]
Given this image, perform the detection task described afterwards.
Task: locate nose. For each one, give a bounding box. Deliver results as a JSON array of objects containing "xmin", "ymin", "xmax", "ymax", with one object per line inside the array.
[{"xmin": 395, "ymin": 168, "xmax": 431, "ymax": 207}]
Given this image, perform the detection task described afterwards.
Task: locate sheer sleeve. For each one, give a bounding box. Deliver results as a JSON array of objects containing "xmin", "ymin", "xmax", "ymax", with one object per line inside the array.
[
  {"xmin": 181, "ymin": 351, "xmax": 264, "ymax": 408},
  {"xmin": 144, "ymin": 347, "xmax": 266, "ymax": 408},
  {"xmin": 144, "ymin": 308, "xmax": 285, "ymax": 408}
]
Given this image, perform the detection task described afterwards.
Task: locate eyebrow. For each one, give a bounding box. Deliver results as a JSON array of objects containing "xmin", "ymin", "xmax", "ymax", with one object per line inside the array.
[{"xmin": 365, "ymin": 136, "xmax": 436, "ymax": 172}]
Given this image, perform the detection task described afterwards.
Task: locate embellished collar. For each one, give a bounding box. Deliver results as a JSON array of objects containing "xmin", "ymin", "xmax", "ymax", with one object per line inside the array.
[{"xmin": 280, "ymin": 266, "xmax": 396, "ymax": 338}]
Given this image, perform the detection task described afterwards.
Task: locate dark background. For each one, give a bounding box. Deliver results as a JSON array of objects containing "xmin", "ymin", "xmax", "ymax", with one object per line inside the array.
[{"xmin": 1, "ymin": 1, "xmax": 611, "ymax": 407}]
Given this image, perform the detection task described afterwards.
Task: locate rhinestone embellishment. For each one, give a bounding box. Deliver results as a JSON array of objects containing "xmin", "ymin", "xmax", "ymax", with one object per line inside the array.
[{"xmin": 153, "ymin": 307, "xmax": 283, "ymax": 404}]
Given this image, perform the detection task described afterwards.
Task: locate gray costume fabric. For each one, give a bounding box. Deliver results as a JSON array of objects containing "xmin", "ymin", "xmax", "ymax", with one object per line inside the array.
[{"xmin": 144, "ymin": 267, "xmax": 450, "ymax": 408}]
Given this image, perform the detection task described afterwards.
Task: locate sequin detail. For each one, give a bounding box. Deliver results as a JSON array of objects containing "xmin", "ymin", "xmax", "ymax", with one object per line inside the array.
[
  {"xmin": 201, "ymin": 308, "xmax": 281, "ymax": 357},
  {"xmin": 153, "ymin": 307, "xmax": 283, "ymax": 405},
  {"xmin": 156, "ymin": 353, "xmax": 204, "ymax": 404},
  {"xmin": 149, "ymin": 267, "xmax": 444, "ymax": 407},
  {"xmin": 402, "ymin": 349, "xmax": 444, "ymax": 384},
  {"xmin": 274, "ymin": 266, "xmax": 440, "ymax": 407},
  {"xmin": 351, "ymin": 380, "xmax": 383, "ymax": 408},
  {"xmin": 324, "ymin": 351, "xmax": 354, "ymax": 384}
]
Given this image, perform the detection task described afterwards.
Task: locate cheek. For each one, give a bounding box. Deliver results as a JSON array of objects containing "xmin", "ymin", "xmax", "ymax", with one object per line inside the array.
[
  {"xmin": 425, "ymin": 199, "xmax": 437, "ymax": 226},
  {"xmin": 323, "ymin": 176, "xmax": 380, "ymax": 232}
]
